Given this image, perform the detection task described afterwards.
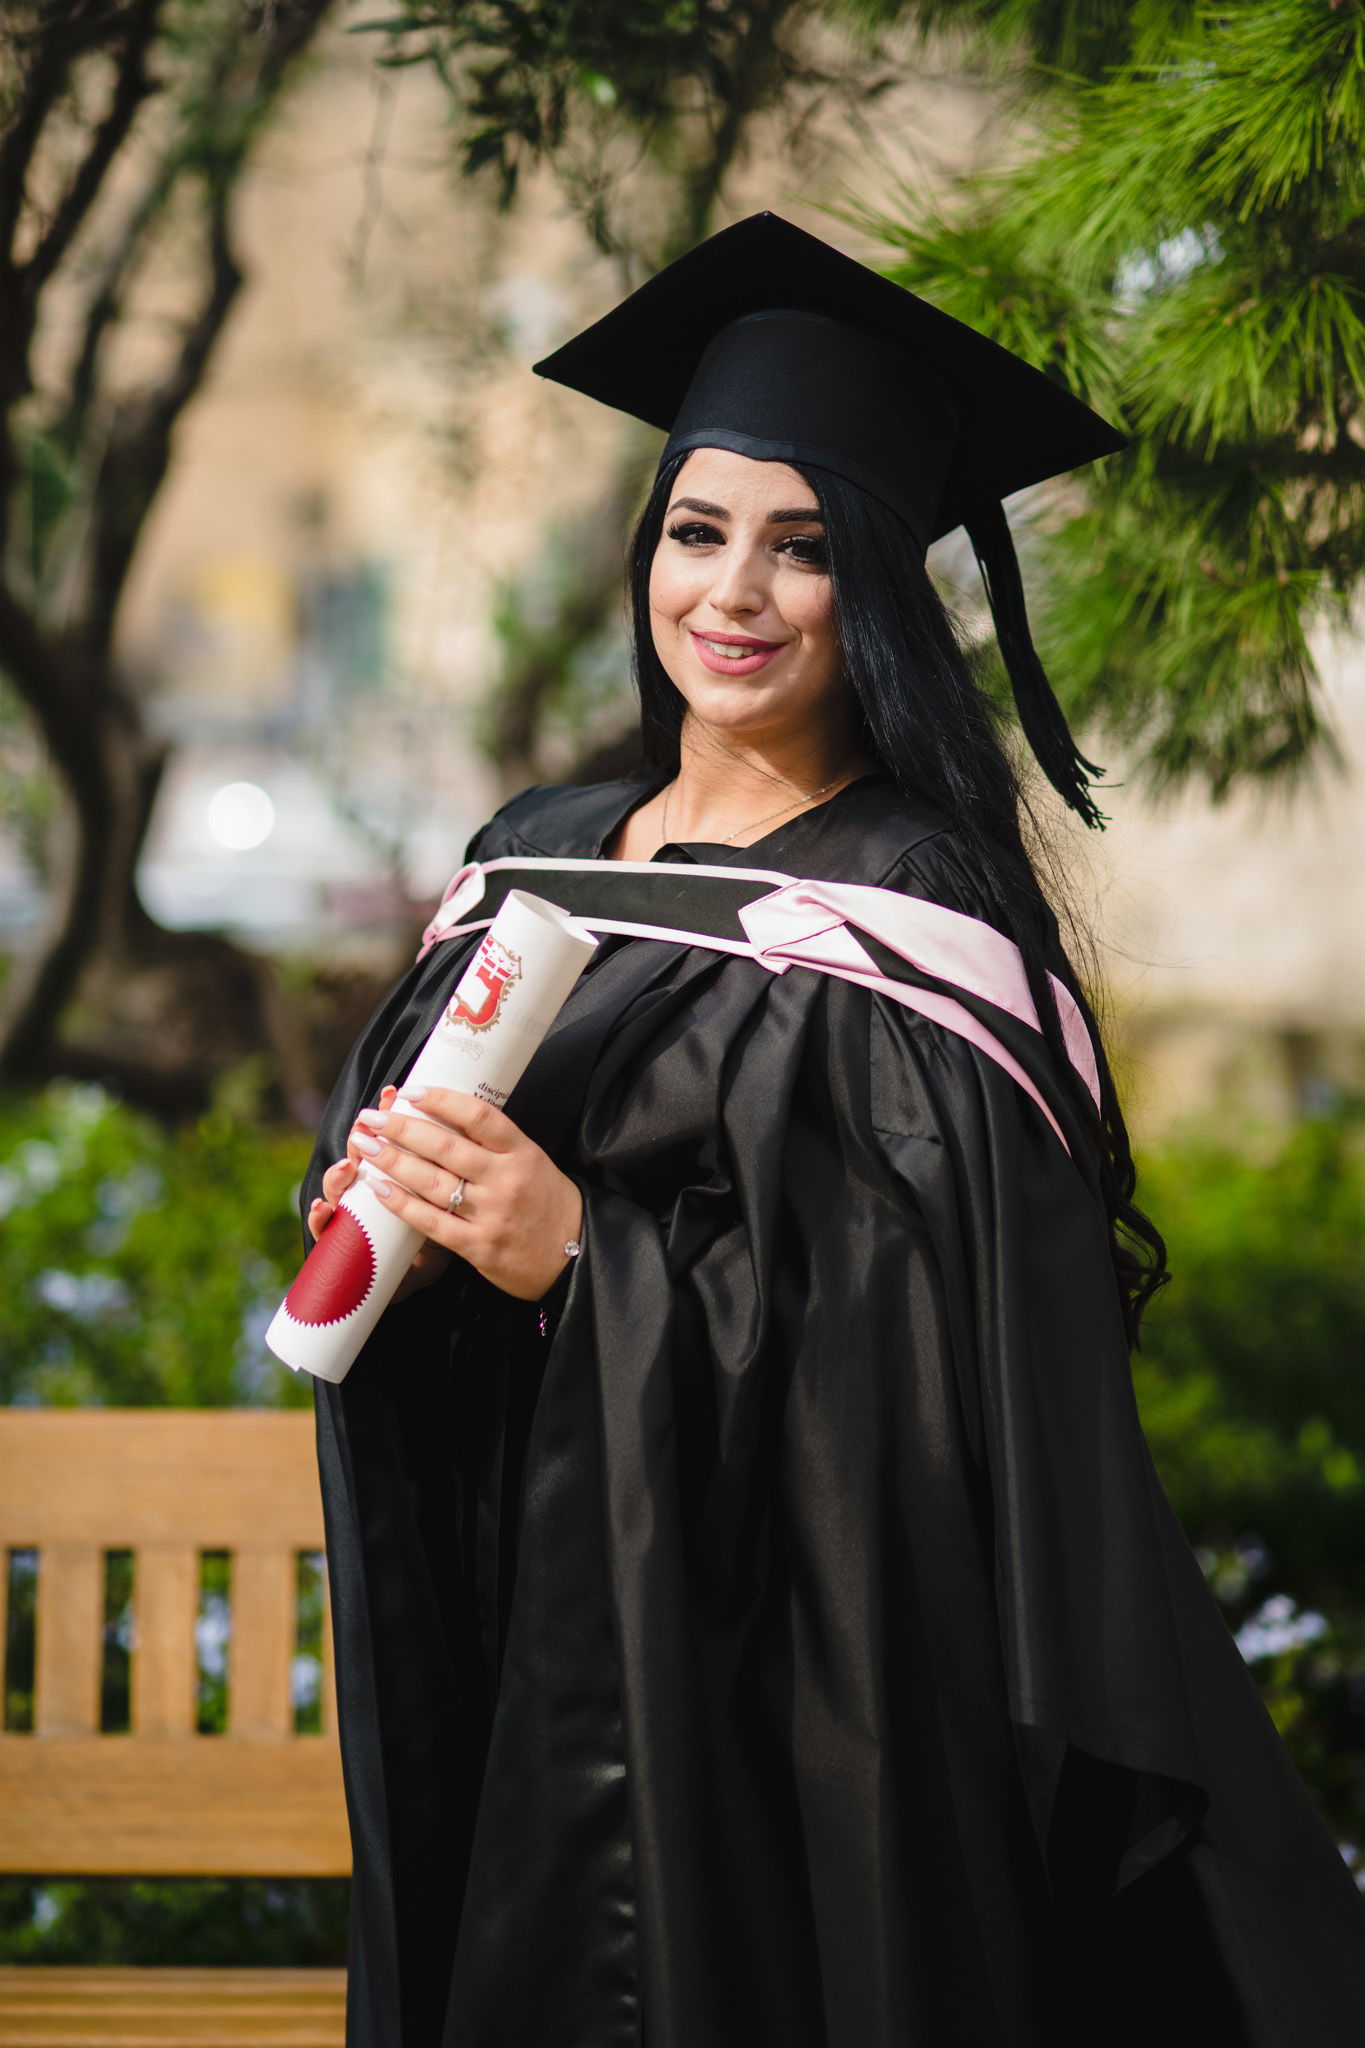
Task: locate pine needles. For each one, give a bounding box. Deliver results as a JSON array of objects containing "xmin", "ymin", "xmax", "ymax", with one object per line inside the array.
[{"xmin": 854, "ymin": 0, "xmax": 1365, "ymax": 797}]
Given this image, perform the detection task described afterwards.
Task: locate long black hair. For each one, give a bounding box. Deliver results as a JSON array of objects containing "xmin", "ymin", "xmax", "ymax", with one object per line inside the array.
[{"xmin": 628, "ymin": 448, "xmax": 1170, "ymax": 1345}]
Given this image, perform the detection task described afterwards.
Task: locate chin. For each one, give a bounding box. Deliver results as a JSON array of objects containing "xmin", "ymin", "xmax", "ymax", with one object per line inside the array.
[
  {"xmin": 674, "ymin": 660, "xmax": 800, "ymax": 723},
  {"xmin": 681, "ymin": 694, "xmax": 792, "ymax": 746}
]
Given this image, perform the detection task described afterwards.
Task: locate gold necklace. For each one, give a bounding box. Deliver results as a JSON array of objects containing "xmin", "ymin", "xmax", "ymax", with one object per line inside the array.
[{"xmin": 662, "ymin": 766, "xmax": 854, "ymax": 847}]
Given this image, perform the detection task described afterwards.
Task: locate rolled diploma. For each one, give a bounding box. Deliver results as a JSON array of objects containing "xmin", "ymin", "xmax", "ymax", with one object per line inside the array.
[{"xmin": 266, "ymin": 890, "xmax": 597, "ymax": 1384}]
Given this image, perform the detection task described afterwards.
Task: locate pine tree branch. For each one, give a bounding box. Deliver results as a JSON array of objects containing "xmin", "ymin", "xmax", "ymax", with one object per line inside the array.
[{"xmin": 1146, "ymin": 436, "xmax": 1365, "ymax": 491}]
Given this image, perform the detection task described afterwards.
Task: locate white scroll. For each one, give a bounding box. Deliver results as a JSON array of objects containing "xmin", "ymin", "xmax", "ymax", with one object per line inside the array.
[{"xmin": 266, "ymin": 891, "xmax": 597, "ymax": 1385}]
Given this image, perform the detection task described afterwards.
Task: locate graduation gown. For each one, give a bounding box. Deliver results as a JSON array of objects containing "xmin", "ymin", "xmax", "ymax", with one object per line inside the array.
[{"xmin": 307, "ymin": 771, "xmax": 1365, "ymax": 2048}]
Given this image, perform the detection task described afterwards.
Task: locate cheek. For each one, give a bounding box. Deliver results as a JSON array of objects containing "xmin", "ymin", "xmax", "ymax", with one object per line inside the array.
[
  {"xmin": 790, "ymin": 580, "xmax": 839, "ymax": 667},
  {"xmin": 649, "ymin": 549, "xmax": 695, "ymax": 628}
]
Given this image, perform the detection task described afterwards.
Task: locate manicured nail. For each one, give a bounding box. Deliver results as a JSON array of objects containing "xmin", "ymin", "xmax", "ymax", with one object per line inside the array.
[
  {"xmin": 356, "ymin": 1107, "xmax": 389, "ymax": 1128},
  {"xmin": 352, "ymin": 1133, "xmax": 382, "ymax": 1156},
  {"xmin": 403, "ymin": 1084, "xmax": 426, "ymax": 1102}
]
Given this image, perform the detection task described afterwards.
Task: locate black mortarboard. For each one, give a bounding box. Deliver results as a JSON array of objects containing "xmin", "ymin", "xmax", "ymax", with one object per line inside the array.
[{"xmin": 533, "ymin": 211, "xmax": 1126, "ymax": 827}]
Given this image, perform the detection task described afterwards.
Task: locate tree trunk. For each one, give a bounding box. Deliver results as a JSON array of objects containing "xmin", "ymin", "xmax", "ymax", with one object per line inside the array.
[{"xmin": 0, "ymin": 668, "xmax": 316, "ymax": 1118}]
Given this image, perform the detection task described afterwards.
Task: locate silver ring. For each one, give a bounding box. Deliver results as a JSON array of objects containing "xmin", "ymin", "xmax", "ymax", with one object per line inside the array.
[{"xmin": 446, "ymin": 1176, "xmax": 467, "ymax": 1213}]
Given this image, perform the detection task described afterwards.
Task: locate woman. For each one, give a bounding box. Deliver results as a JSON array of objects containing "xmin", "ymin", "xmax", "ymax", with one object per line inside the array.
[{"xmin": 303, "ymin": 216, "xmax": 1365, "ymax": 2047}]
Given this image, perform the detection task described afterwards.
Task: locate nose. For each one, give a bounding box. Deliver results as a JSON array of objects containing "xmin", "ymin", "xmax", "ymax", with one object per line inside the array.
[{"xmin": 703, "ymin": 537, "xmax": 769, "ymax": 620}]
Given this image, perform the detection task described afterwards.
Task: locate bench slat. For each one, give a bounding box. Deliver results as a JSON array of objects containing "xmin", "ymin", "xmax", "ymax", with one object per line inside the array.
[
  {"xmin": 34, "ymin": 1549, "xmax": 103, "ymax": 1738},
  {"xmin": 0, "ymin": 1545, "xmax": 9, "ymax": 1721},
  {"xmin": 320, "ymin": 1570, "xmax": 336, "ymax": 1737},
  {"xmin": 0, "ymin": 1737, "xmax": 349, "ymax": 1876},
  {"xmin": 131, "ymin": 1551, "xmax": 199, "ymax": 1740},
  {"xmin": 230, "ymin": 1551, "xmax": 294, "ymax": 1738},
  {"xmin": 0, "ymin": 1967, "xmax": 345, "ymax": 2047},
  {"xmin": 0, "ymin": 1413, "xmax": 325, "ymax": 1551}
]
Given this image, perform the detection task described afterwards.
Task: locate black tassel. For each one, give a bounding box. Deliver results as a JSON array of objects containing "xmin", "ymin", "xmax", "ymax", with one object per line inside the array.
[{"xmin": 965, "ymin": 500, "xmax": 1107, "ymax": 830}]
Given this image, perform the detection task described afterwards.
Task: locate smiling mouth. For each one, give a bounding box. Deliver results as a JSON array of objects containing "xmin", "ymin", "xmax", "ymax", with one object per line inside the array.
[{"xmin": 691, "ymin": 633, "xmax": 785, "ymax": 663}]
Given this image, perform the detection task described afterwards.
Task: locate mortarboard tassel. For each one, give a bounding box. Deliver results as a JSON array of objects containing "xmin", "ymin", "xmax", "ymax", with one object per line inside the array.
[{"xmin": 965, "ymin": 501, "xmax": 1108, "ymax": 830}]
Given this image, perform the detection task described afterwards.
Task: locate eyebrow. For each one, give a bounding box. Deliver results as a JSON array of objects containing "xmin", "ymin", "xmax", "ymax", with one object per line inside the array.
[{"xmin": 668, "ymin": 496, "xmax": 824, "ymax": 524}]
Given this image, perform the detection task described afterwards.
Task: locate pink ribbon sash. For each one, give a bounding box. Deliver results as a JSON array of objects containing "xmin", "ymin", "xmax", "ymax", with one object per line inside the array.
[{"xmin": 419, "ymin": 858, "xmax": 1099, "ymax": 1155}]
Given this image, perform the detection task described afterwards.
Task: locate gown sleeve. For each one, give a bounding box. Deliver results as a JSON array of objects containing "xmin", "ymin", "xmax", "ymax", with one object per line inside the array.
[{"xmin": 865, "ymin": 830, "xmax": 1365, "ymax": 2038}]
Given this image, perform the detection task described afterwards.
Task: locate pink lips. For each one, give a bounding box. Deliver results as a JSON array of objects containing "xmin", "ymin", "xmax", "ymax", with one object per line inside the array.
[{"xmin": 689, "ymin": 630, "xmax": 786, "ymax": 676}]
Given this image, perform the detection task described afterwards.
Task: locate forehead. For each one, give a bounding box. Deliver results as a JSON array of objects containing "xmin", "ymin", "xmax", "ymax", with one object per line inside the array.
[{"xmin": 671, "ymin": 446, "xmax": 819, "ymax": 513}]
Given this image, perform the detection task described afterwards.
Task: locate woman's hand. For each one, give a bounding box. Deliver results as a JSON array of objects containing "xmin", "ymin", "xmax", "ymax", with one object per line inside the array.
[
  {"xmin": 321, "ymin": 1083, "xmax": 582, "ymax": 1304},
  {"xmin": 307, "ymin": 1085, "xmax": 455, "ymax": 1304}
]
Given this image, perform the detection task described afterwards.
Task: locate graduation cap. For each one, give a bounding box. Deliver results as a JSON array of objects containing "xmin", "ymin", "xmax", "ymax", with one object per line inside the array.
[{"xmin": 533, "ymin": 212, "xmax": 1125, "ymax": 828}]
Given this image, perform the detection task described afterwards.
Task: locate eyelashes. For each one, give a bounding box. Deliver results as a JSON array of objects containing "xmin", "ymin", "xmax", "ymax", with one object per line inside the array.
[
  {"xmin": 780, "ymin": 534, "xmax": 829, "ymax": 567},
  {"xmin": 667, "ymin": 520, "xmax": 723, "ymax": 545},
  {"xmin": 665, "ymin": 521, "xmax": 828, "ymax": 567}
]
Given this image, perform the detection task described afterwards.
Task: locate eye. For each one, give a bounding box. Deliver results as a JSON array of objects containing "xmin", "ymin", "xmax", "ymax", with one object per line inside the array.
[
  {"xmin": 667, "ymin": 519, "xmax": 723, "ymax": 546},
  {"xmin": 776, "ymin": 532, "xmax": 828, "ymax": 568}
]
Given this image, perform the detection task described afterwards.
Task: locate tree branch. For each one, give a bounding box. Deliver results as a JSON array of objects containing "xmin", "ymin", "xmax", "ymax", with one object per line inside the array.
[
  {"xmin": 22, "ymin": 0, "xmax": 164, "ymax": 301},
  {"xmin": 1149, "ymin": 435, "xmax": 1365, "ymax": 490},
  {"xmin": 0, "ymin": 1, "xmax": 165, "ymax": 561},
  {"xmin": 0, "ymin": 581, "xmax": 78, "ymax": 731},
  {"xmin": 62, "ymin": 0, "xmax": 331, "ymax": 464},
  {"xmin": 63, "ymin": 143, "xmax": 180, "ymax": 453},
  {"xmin": 68, "ymin": 0, "xmax": 336, "ymax": 653},
  {"xmin": 0, "ymin": 11, "xmax": 83, "ymax": 260},
  {"xmin": 82, "ymin": 169, "xmax": 243, "ymax": 653},
  {"xmin": 675, "ymin": 0, "xmax": 799, "ymax": 253}
]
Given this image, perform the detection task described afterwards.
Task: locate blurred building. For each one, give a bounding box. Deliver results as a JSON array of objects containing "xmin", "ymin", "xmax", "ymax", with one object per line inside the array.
[
  {"xmin": 1082, "ymin": 624, "xmax": 1365, "ymax": 1137},
  {"xmin": 6, "ymin": 20, "xmax": 1358, "ymax": 1133},
  {"xmin": 108, "ymin": 19, "xmax": 1018, "ymax": 954}
]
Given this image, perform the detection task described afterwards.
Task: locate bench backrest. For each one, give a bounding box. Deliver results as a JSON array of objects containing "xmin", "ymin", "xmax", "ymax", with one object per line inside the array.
[{"xmin": 0, "ymin": 1410, "xmax": 348, "ymax": 1877}]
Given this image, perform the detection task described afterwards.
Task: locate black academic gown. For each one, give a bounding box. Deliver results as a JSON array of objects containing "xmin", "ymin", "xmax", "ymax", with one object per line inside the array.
[{"xmin": 308, "ymin": 773, "xmax": 1365, "ymax": 2048}]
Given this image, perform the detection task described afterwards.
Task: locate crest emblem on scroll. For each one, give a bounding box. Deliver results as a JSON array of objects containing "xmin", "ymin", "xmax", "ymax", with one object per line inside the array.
[{"xmin": 448, "ymin": 934, "xmax": 523, "ymax": 1032}]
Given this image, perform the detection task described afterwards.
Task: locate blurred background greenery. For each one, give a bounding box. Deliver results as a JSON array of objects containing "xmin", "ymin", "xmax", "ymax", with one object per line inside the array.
[{"xmin": 2, "ymin": 0, "xmax": 1363, "ymax": 1969}]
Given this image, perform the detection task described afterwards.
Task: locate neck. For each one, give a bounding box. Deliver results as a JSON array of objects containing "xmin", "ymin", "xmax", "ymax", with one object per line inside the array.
[{"xmin": 665, "ymin": 716, "xmax": 877, "ymax": 842}]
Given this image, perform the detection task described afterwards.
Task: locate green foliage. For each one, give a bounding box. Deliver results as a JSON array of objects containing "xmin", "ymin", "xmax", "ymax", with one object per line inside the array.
[
  {"xmin": 0, "ymin": 1080, "xmax": 341, "ymax": 1967},
  {"xmin": 0, "ymin": 1877, "xmax": 348, "ymax": 1967},
  {"xmin": 1135, "ymin": 1113, "xmax": 1365, "ymax": 1848},
  {"xmin": 0, "ymin": 1079, "xmax": 1362, "ymax": 1935},
  {"xmin": 0, "ymin": 1082, "xmax": 314, "ymax": 1409},
  {"xmin": 0, "ymin": 675, "xmax": 56, "ymax": 882},
  {"xmin": 358, "ymin": 0, "xmax": 814, "ymax": 225},
  {"xmin": 853, "ymin": 0, "xmax": 1365, "ymax": 798},
  {"xmin": 1138, "ymin": 1115, "xmax": 1365, "ymax": 1579},
  {"xmin": 847, "ymin": 0, "xmax": 1196, "ymax": 75},
  {"xmin": 355, "ymin": 0, "xmax": 884, "ymax": 271}
]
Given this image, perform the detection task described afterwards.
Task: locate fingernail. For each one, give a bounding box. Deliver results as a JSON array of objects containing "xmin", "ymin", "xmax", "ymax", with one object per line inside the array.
[
  {"xmin": 352, "ymin": 1133, "xmax": 382, "ymax": 1156},
  {"xmin": 332, "ymin": 1157, "xmax": 353, "ymax": 1175},
  {"xmin": 403, "ymin": 1084, "xmax": 426, "ymax": 1102},
  {"xmin": 356, "ymin": 1107, "xmax": 389, "ymax": 1128},
  {"xmin": 309, "ymin": 1197, "xmax": 327, "ymax": 1211}
]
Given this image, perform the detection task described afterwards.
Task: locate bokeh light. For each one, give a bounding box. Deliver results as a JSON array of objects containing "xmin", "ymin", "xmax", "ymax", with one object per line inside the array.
[{"xmin": 206, "ymin": 781, "xmax": 275, "ymax": 851}]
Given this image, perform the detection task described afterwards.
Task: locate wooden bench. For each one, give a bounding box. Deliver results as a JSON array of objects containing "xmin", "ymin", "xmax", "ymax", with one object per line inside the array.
[{"xmin": 0, "ymin": 1410, "xmax": 348, "ymax": 2045}]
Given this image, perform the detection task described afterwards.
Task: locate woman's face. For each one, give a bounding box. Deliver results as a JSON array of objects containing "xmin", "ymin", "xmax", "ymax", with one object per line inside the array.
[{"xmin": 648, "ymin": 447, "xmax": 850, "ymax": 752}]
